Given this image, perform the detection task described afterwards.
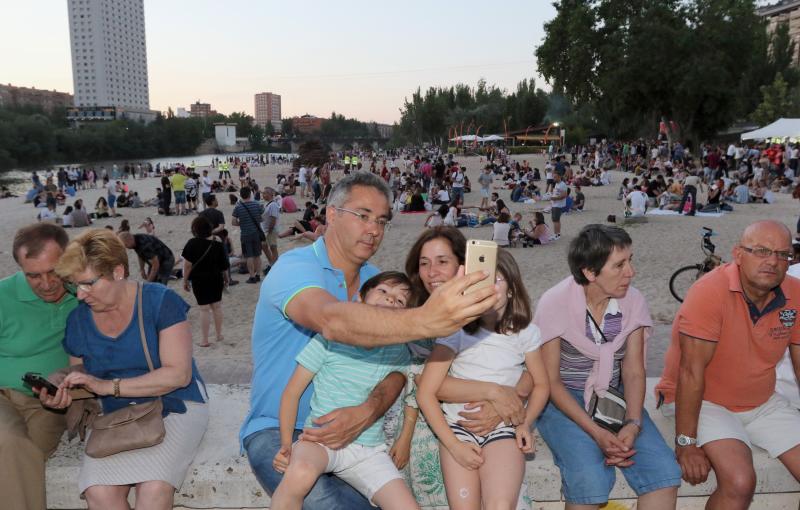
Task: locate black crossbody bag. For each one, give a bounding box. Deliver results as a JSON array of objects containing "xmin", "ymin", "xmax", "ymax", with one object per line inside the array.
[
  {"xmin": 585, "ymin": 311, "xmax": 627, "ymax": 433},
  {"xmin": 239, "ymin": 200, "xmax": 266, "ymax": 242}
]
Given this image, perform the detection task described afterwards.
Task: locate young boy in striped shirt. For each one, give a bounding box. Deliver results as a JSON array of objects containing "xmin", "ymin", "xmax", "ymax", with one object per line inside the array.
[{"xmin": 271, "ymin": 271, "xmax": 419, "ymax": 510}]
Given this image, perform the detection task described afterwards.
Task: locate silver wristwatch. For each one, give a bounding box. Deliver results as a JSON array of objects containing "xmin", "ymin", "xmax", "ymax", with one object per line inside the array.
[
  {"xmin": 675, "ymin": 434, "xmax": 697, "ymax": 447},
  {"xmin": 623, "ymin": 418, "xmax": 642, "ymax": 429}
]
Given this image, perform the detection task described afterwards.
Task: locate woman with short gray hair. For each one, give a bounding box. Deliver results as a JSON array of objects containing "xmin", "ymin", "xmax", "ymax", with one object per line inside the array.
[{"xmin": 533, "ymin": 224, "xmax": 680, "ymax": 509}]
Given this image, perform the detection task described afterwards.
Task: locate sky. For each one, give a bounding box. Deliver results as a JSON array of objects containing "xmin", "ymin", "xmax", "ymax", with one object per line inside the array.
[{"xmin": 1, "ymin": 1, "xmax": 557, "ymax": 124}]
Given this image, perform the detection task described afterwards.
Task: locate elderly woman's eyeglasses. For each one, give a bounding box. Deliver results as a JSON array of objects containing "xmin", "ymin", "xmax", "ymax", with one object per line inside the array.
[
  {"xmin": 64, "ymin": 276, "xmax": 103, "ymax": 294},
  {"xmin": 335, "ymin": 207, "xmax": 390, "ymax": 229}
]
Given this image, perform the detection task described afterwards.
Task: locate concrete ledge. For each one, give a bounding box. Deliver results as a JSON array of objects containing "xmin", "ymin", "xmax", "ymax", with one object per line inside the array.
[
  {"xmin": 47, "ymin": 385, "xmax": 268, "ymax": 509},
  {"xmin": 46, "ymin": 380, "xmax": 800, "ymax": 508}
]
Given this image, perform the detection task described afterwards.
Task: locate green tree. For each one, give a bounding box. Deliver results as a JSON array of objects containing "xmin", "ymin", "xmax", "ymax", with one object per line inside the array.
[
  {"xmin": 249, "ymin": 124, "xmax": 267, "ymax": 151},
  {"xmin": 281, "ymin": 118, "xmax": 294, "ymax": 138},
  {"xmin": 751, "ymin": 73, "xmax": 800, "ymax": 126},
  {"xmin": 536, "ymin": 0, "xmax": 770, "ymax": 143}
]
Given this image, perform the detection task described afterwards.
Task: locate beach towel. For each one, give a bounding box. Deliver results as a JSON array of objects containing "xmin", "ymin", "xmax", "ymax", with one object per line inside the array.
[
  {"xmin": 646, "ymin": 209, "xmax": 725, "ymax": 218},
  {"xmin": 533, "ymin": 276, "xmax": 653, "ymax": 408}
]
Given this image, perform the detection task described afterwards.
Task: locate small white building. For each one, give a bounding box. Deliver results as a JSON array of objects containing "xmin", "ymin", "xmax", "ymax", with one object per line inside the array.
[{"xmin": 215, "ymin": 123, "xmax": 237, "ymax": 147}]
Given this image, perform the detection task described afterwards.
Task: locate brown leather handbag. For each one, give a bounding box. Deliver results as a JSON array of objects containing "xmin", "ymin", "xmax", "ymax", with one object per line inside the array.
[{"xmin": 85, "ymin": 283, "xmax": 165, "ymax": 458}]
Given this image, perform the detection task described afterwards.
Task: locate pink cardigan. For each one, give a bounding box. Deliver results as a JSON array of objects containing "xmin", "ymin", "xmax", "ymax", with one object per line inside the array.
[{"xmin": 533, "ymin": 276, "xmax": 653, "ymax": 408}]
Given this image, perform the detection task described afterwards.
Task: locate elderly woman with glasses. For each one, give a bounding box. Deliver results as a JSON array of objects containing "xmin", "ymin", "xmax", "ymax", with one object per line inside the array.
[{"xmin": 39, "ymin": 229, "xmax": 208, "ymax": 510}]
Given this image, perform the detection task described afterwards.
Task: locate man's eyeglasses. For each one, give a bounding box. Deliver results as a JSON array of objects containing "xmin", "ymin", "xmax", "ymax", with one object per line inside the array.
[
  {"xmin": 335, "ymin": 207, "xmax": 390, "ymax": 229},
  {"xmin": 64, "ymin": 276, "xmax": 103, "ymax": 294},
  {"xmin": 740, "ymin": 245, "xmax": 793, "ymax": 262}
]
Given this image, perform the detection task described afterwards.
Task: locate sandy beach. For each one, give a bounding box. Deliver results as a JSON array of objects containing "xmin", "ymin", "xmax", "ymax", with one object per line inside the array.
[{"xmin": 2, "ymin": 154, "xmax": 797, "ymax": 377}]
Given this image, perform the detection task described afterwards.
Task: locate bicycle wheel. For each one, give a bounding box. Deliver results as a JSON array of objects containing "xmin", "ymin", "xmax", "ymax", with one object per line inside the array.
[{"xmin": 669, "ymin": 264, "xmax": 705, "ymax": 303}]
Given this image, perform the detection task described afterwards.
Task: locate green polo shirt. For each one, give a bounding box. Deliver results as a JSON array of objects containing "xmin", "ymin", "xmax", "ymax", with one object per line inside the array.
[{"xmin": 0, "ymin": 272, "xmax": 77, "ymax": 396}]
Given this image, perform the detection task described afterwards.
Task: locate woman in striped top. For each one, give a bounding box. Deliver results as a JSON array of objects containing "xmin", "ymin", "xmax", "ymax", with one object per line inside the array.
[{"xmin": 532, "ymin": 224, "xmax": 681, "ymax": 509}]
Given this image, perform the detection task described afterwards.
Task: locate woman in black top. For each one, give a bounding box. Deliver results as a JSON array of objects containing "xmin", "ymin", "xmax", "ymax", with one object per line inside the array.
[{"xmin": 182, "ymin": 217, "xmax": 229, "ymax": 347}]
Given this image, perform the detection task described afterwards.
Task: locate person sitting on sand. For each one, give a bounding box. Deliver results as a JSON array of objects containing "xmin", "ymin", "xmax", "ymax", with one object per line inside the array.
[
  {"xmin": 117, "ymin": 219, "xmax": 131, "ymax": 234},
  {"xmin": 294, "ymin": 209, "xmax": 327, "ymax": 242},
  {"xmin": 279, "ymin": 204, "xmax": 318, "ymax": 238},
  {"xmin": 425, "ymin": 204, "xmax": 448, "ymax": 228},
  {"xmin": 522, "ymin": 212, "xmax": 553, "ymax": 247},
  {"xmin": 93, "ymin": 197, "xmax": 110, "ymax": 219},
  {"xmin": 71, "ymin": 199, "xmax": 92, "ymax": 227},
  {"xmin": 61, "ymin": 206, "xmax": 74, "ymax": 228}
]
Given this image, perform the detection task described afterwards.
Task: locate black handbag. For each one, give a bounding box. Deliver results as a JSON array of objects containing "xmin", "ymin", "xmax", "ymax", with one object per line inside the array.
[{"xmin": 585, "ymin": 311, "xmax": 627, "ymax": 433}]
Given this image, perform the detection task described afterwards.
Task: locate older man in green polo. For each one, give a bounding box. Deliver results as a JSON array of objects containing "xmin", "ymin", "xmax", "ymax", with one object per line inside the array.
[{"xmin": 0, "ymin": 223, "xmax": 77, "ymax": 510}]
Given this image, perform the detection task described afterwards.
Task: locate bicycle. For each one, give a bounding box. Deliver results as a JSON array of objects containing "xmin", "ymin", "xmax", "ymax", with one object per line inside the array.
[{"xmin": 669, "ymin": 227, "xmax": 723, "ymax": 303}]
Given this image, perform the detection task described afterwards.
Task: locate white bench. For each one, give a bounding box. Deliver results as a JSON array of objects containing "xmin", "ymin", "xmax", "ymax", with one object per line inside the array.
[{"xmin": 46, "ymin": 380, "xmax": 800, "ymax": 508}]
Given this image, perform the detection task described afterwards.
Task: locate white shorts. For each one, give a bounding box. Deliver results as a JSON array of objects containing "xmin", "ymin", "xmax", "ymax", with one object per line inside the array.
[
  {"xmin": 698, "ymin": 393, "xmax": 800, "ymax": 458},
  {"xmin": 320, "ymin": 442, "xmax": 402, "ymax": 503},
  {"xmin": 480, "ymin": 188, "xmax": 490, "ymax": 198}
]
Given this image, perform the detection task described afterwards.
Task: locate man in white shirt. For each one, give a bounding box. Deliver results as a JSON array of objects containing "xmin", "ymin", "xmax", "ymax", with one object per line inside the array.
[
  {"xmin": 298, "ymin": 166, "xmax": 309, "ymax": 199},
  {"xmin": 626, "ymin": 186, "xmax": 648, "ymax": 217},
  {"xmin": 260, "ymin": 187, "xmax": 281, "ymax": 272},
  {"xmin": 451, "ymin": 165, "xmax": 465, "ymax": 202},
  {"xmin": 200, "ymin": 170, "xmax": 213, "ymax": 210},
  {"xmin": 550, "ymin": 173, "xmax": 568, "ymax": 238}
]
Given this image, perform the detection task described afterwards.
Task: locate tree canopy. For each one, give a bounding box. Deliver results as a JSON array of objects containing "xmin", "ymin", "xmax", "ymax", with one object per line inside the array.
[
  {"xmin": 391, "ymin": 79, "xmax": 549, "ymax": 146},
  {"xmin": 535, "ymin": 0, "xmax": 799, "ymax": 144}
]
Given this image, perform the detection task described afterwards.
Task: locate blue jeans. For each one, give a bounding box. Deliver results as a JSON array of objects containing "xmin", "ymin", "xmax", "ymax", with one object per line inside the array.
[
  {"xmin": 243, "ymin": 427, "xmax": 373, "ymax": 510},
  {"xmin": 537, "ymin": 388, "xmax": 681, "ymax": 505}
]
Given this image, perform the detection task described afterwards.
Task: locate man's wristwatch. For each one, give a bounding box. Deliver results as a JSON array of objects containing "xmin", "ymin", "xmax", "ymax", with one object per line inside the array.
[
  {"xmin": 113, "ymin": 378, "xmax": 121, "ymax": 398},
  {"xmin": 675, "ymin": 434, "xmax": 697, "ymax": 447}
]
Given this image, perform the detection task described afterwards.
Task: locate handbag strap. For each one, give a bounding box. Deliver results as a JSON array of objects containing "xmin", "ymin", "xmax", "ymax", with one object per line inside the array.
[
  {"xmin": 239, "ymin": 200, "xmax": 265, "ymax": 234},
  {"xmin": 186, "ymin": 241, "xmax": 213, "ymax": 280},
  {"xmin": 137, "ymin": 283, "xmax": 155, "ymax": 373}
]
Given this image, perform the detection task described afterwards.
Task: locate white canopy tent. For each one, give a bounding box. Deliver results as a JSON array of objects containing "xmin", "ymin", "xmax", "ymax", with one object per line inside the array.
[
  {"xmin": 449, "ymin": 134, "xmax": 482, "ymax": 142},
  {"xmin": 481, "ymin": 134, "xmax": 504, "ymax": 141},
  {"xmin": 740, "ymin": 118, "xmax": 800, "ymax": 141},
  {"xmin": 448, "ymin": 134, "xmax": 505, "ymax": 143}
]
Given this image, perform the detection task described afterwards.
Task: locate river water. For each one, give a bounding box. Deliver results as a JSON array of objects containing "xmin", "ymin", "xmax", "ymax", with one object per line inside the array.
[{"xmin": 2, "ymin": 152, "xmax": 296, "ymax": 193}]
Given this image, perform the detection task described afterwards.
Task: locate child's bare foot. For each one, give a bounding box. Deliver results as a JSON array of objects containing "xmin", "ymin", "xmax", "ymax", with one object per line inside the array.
[
  {"xmin": 216, "ymin": 335, "xmax": 224, "ymax": 342},
  {"xmin": 197, "ymin": 342, "xmax": 211, "ymax": 348}
]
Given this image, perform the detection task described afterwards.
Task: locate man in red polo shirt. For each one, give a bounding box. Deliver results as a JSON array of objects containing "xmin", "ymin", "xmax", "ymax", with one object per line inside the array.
[{"xmin": 656, "ymin": 220, "xmax": 800, "ymax": 510}]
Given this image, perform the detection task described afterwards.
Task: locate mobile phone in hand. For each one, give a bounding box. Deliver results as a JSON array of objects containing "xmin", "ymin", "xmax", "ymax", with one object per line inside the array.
[
  {"xmin": 464, "ymin": 240, "xmax": 498, "ymax": 294},
  {"xmin": 22, "ymin": 372, "xmax": 59, "ymax": 394}
]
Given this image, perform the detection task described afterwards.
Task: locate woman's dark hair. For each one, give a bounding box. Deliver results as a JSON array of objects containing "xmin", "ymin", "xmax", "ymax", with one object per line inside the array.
[
  {"xmin": 568, "ymin": 224, "xmax": 632, "ymax": 285},
  {"xmin": 405, "ymin": 226, "xmax": 466, "ymax": 307},
  {"xmin": 495, "ymin": 199, "xmax": 508, "ymax": 213},
  {"xmin": 465, "ymin": 249, "xmax": 531, "ymax": 335},
  {"xmin": 118, "ymin": 219, "xmax": 130, "ymax": 232},
  {"xmin": 533, "ymin": 211, "xmax": 546, "ymax": 226},
  {"xmin": 64, "ymin": 206, "xmax": 74, "ymax": 215},
  {"xmin": 359, "ymin": 271, "xmax": 412, "ymax": 302},
  {"xmin": 497, "ymin": 212, "xmax": 510, "ymax": 223},
  {"xmin": 74, "ymin": 199, "xmax": 83, "ymax": 210},
  {"xmin": 191, "ymin": 216, "xmax": 213, "ymax": 239}
]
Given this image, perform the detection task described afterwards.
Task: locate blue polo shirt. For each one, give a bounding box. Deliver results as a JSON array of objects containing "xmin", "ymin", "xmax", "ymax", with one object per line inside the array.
[{"xmin": 239, "ymin": 236, "xmax": 380, "ymax": 447}]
